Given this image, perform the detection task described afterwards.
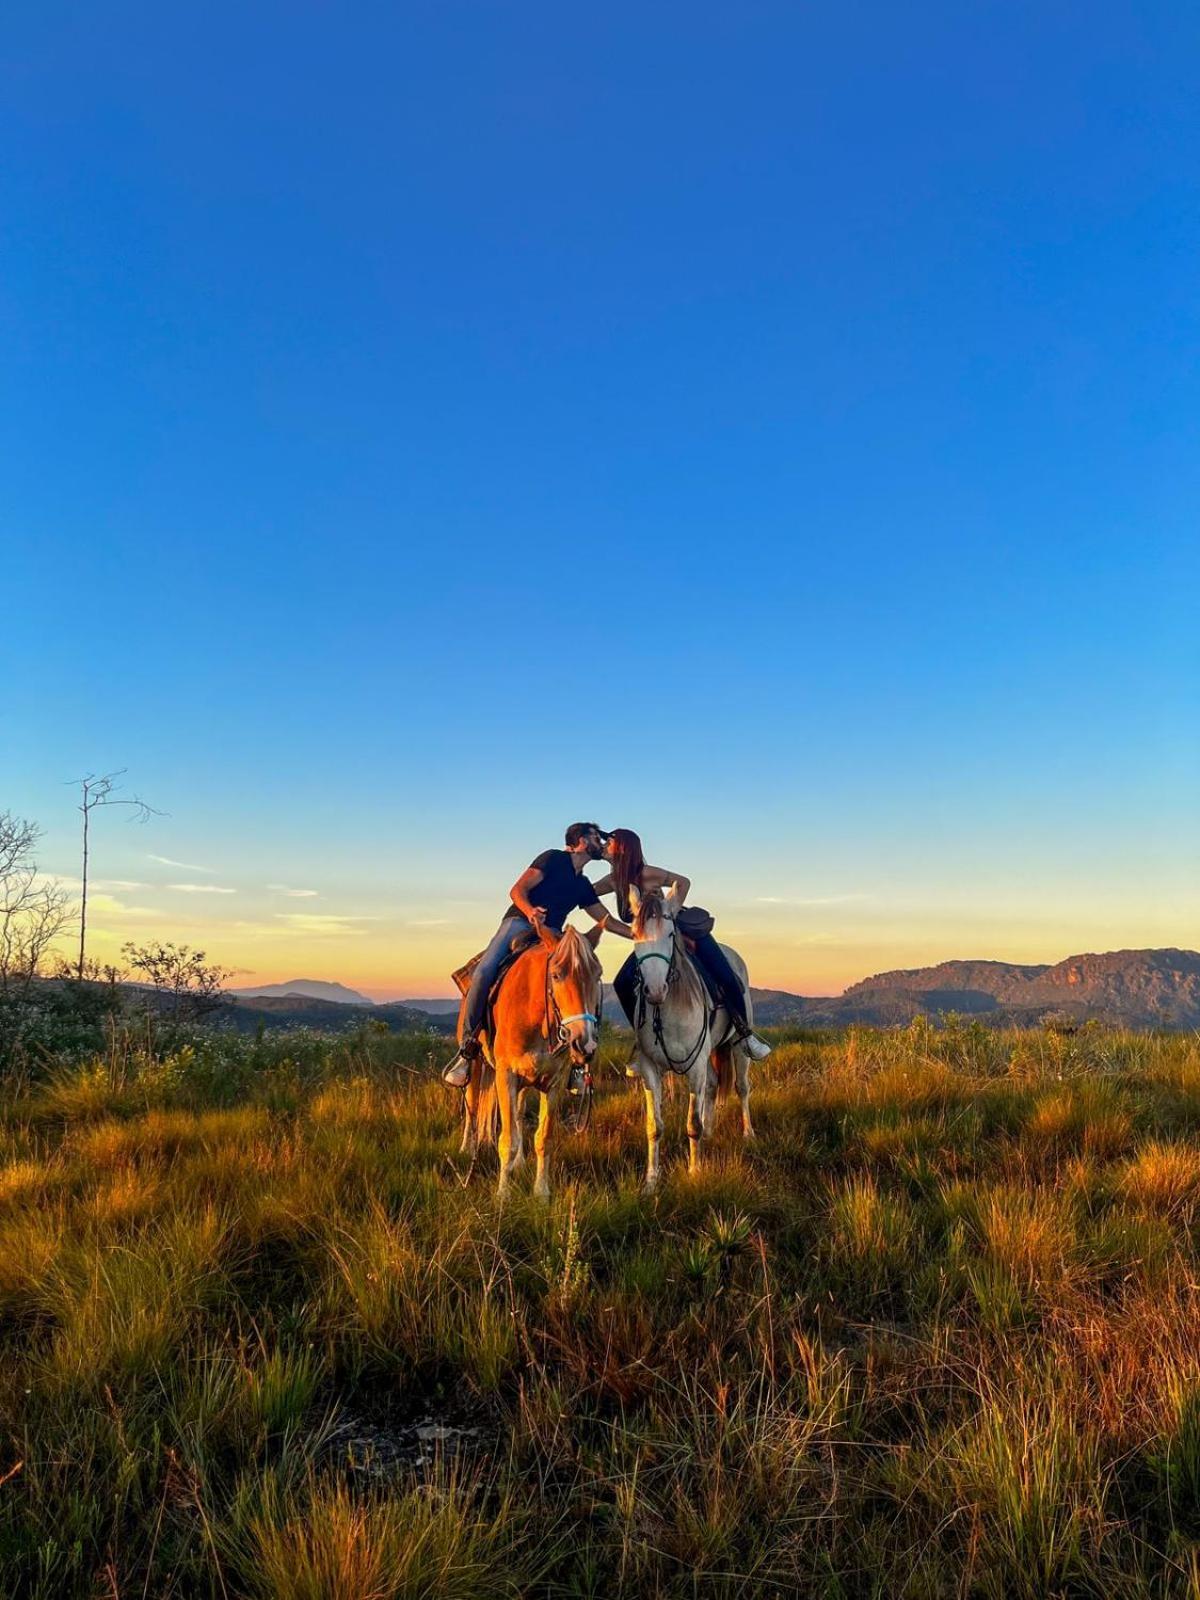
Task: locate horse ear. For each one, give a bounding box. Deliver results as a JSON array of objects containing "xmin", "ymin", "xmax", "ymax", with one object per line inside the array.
[
  {"xmin": 665, "ymin": 880, "xmax": 683, "ymax": 905},
  {"xmin": 584, "ymin": 922, "xmax": 603, "ymax": 950},
  {"xmin": 628, "ymin": 884, "xmax": 642, "ymax": 915}
]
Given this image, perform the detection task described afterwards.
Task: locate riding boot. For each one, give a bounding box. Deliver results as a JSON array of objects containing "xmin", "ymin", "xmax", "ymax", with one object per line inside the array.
[
  {"xmin": 442, "ymin": 1037, "xmax": 482, "ymax": 1088},
  {"xmin": 736, "ymin": 1026, "xmax": 773, "ymax": 1061}
]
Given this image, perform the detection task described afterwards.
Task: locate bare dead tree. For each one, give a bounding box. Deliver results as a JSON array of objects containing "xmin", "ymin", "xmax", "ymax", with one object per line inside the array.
[
  {"xmin": 0, "ymin": 813, "xmax": 71, "ymax": 1000},
  {"xmin": 71, "ymin": 772, "xmax": 162, "ymax": 980}
]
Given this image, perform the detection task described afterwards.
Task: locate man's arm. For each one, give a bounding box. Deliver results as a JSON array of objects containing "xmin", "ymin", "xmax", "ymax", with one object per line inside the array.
[
  {"xmin": 509, "ymin": 866, "xmax": 546, "ymax": 926},
  {"xmin": 584, "ymin": 902, "xmax": 633, "ymax": 939}
]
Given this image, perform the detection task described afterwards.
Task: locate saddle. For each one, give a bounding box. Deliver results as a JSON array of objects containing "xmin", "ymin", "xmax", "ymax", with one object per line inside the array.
[{"xmin": 450, "ymin": 925, "xmax": 540, "ymax": 1053}]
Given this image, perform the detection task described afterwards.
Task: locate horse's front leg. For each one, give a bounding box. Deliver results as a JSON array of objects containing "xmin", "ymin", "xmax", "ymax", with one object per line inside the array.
[
  {"xmin": 533, "ymin": 1081, "xmax": 559, "ymax": 1203},
  {"xmin": 496, "ymin": 1066, "xmax": 520, "ymax": 1197},
  {"xmin": 641, "ymin": 1063, "xmax": 664, "ymax": 1194},
  {"xmin": 510, "ymin": 1082, "xmax": 528, "ymax": 1170}
]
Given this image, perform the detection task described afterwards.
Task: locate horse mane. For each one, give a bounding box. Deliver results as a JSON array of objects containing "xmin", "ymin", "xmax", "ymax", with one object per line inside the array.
[
  {"xmin": 549, "ymin": 924, "xmax": 601, "ymax": 980},
  {"xmin": 632, "ymin": 891, "xmax": 667, "ymax": 938}
]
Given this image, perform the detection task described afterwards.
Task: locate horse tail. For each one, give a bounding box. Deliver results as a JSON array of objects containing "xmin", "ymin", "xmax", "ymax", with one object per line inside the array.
[
  {"xmin": 463, "ymin": 1060, "xmax": 500, "ymax": 1149},
  {"xmin": 476, "ymin": 1066, "xmax": 499, "ymax": 1147},
  {"xmin": 712, "ymin": 1044, "xmax": 735, "ymax": 1104}
]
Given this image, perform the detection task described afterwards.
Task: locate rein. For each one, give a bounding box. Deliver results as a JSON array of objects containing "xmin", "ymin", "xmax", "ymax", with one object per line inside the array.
[
  {"xmin": 541, "ymin": 945, "xmax": 602, "ymax": 1134},
  {"xmin": 635, "ymin": 924, "xmax": 709, "ymax": 1075}
]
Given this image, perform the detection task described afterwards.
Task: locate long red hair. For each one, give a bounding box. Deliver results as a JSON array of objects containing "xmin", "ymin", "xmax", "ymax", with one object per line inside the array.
[{"xmin": 608, "ymin": 828, "xmax": 646, "ymax": 924}]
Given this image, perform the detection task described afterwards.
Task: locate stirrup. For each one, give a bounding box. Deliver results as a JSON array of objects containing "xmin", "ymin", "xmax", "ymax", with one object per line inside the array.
[{"xmin": 442, "ymin": 1053, "xmax": 472, "ymax": 1088}]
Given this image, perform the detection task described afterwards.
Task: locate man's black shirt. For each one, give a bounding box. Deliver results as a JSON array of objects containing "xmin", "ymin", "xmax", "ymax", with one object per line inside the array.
[{"xmin": 501, "ymin": 849, "xmax": 600, "ymax": 930}]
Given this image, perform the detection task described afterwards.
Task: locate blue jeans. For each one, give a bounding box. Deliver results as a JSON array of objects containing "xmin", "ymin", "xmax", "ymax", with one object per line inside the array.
[{"xmin": 461, "ymin": 915, "xmax": 533, "ymax": 1040}]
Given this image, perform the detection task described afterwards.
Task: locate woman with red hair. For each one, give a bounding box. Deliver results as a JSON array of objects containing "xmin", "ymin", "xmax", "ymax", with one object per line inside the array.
[{"xmin": 593, "ymin": 829, "xmax": 771, "ymax": 1061}]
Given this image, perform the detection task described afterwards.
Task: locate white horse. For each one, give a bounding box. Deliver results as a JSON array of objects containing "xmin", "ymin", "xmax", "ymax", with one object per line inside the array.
[{"xmin": 628, "ymin": 884, "xmax": 756, "ymax": 1192}]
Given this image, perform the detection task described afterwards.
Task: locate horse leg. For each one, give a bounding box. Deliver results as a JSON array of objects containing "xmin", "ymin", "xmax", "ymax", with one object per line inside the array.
[
  {"xmin": 460, "ymin": 1061, "xmax": 480, "ymax": 1155},
  {"xmin": 533, "ymin": 1085, "xmax": 557, "ymax": 1203},
  {"xmin": 687, "ymin": 1049, "xmax": 715, "ymax": 1174},
  {"xmin": 734, "ymin": 1044, "xmax": 755, "ymax": 1140},
  {"xmin": 686, "ymin": 1085, "xmax": 704, "ymax": 1175},
  {"xmin": 496, "ymin": 1067, "xmax": 519, "ymax": 1196},
  {"xmin": 642, "ymin": 1066, "xmax": 664, "ymax": 1194},
  {"xmin": 510, "ymin": 1083, "xmax": 527, "ymax": 1170}
]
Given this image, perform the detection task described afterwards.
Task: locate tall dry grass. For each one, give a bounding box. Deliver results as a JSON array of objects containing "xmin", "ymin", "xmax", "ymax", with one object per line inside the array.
[{"xmin": 1, "ymin": 1022, "xmax": 1199, "ymax": 1595}]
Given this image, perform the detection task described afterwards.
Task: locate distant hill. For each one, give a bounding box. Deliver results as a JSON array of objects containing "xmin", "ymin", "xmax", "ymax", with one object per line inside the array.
[
  {"xmin": 222, "ymin": 949, "xmax": 1200, "ymax": 1036},
  {"xmin": 220, "ymin": 993, "xmax": 454, "ymax": 1035},
  {"xmin": 749, "ymin": 949, "xmax": 1200, "ymax": 1030},
  {"xmin": 230, "ymin": 979, "xmax": 372, "ymax": 1006}
]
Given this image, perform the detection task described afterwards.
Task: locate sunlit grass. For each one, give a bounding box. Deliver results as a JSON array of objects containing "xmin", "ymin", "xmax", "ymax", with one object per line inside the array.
[{"xmin": 1, "ymin": 1023, "xmax": 1199, "ymax": 1594}]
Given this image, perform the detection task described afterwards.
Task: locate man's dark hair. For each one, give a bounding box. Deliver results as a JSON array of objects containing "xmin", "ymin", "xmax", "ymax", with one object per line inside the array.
[{"xmin": 564, "ymin": 821, "xmax": 602, "ymax": 848}]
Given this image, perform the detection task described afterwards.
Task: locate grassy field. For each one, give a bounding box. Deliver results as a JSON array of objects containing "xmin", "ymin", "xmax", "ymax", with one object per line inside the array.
[{"xmin": 5, "ymin": 1021, "xmax": 1200, "ymax": 1596}]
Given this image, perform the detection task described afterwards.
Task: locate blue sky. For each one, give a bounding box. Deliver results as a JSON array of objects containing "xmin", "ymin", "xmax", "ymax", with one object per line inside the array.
[{"xmin": 3, "ymin": 1, "xmax": 1197, "ymax": 995}]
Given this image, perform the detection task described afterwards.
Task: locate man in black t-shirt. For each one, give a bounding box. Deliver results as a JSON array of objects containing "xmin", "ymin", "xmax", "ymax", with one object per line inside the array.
[{"xmin": 442, "ymin": 822, "xmax": 634, "ymax": 1087}]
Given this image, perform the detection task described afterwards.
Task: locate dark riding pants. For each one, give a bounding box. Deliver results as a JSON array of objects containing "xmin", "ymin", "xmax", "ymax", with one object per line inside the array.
[{"xmin": 613, "ymin": 934, "xmax": 749, "ymax": 1032}]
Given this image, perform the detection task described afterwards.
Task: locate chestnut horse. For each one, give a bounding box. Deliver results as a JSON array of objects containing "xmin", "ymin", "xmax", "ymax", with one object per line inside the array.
[
  {"xmin": 460, "ymin": 924, "xmax": 604, "ymax": 1200},
  {"xmin": 628, "ymin": 883, "xmax": 756, "ymax": 1192}
]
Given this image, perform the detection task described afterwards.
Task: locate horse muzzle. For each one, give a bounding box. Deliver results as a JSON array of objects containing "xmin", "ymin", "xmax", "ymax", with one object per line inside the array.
[{"xmin": 559, "ymin": 1020, "xmax": 598, "ymax": 1063}]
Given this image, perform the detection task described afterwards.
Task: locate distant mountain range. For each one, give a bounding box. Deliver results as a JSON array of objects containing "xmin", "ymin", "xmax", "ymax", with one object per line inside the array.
[
  {"xmin": 219, "ymin": 949, "xmax": 1200, "ymax": 1036},
  {"xmin": 221, "ymin": 992, "xmax": 455, "ymax": 1035},
  {"xmin": 230, "ymin": 979, "xmax": 373, "ymax": 1006},
  {"xmin": 748, "ymin": 948, "xmax": 1200, "ymax": 1030}
]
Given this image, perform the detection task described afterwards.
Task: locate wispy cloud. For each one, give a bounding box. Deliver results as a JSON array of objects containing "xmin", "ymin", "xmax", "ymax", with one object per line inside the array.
[
  {"xmin": 167, "ymin": 883, "xmax": 236, "ymax": 895},
  {"xmin": 87, "ymin": 893, "xmax": 164, "ymax": 919},
  {"xmin": 36, "ymin": 874, "xmax": 146, "ymax": 895},
  {"xmin": 406, "ymin": 918, "xmax": 450, "ymax": 927},
  {"xmin": 274, "ymin": 913, "xmax": 375, "ymax": 936},
  {"xmin": 267, "ymin": 884, "xmax": 320, "ymax": 898},
  {"xmin": 755, "ymin": 894, "xmax": 869, "ymax": 907},
  {"xmin": 149, "ymin": 854, "xmax": 214, "ymax": 873}
]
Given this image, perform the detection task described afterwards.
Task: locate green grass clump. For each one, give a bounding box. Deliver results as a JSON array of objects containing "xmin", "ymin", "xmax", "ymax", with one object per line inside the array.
[{"xmin": 1, "ymin": 1024, "xmax": 1200, "ymax": 1594}]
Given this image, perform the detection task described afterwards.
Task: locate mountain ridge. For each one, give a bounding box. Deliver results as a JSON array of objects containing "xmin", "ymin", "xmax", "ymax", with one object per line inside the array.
[
  {"xmin": 222, "ymin": 949, "xmax": 1200, "ymax": 1034},
  {"xmin": 230, "ymin": 979, "xmax": 372, "ymax": 1006},
  {"xmin": 760, "ymin": 947, "xmax": 1200, "ymax": 1029}
]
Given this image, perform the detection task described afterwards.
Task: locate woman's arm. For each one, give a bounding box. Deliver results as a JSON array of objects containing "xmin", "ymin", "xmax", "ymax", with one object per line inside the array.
[
  {"xmin": 583, "ymin": 903, "xmax": 632, "ymax": 938},
  {"xmin": 590, "ymin": 871, "xmax": 616, "ymax": 898},
  {"xmin": 644, "ymin": 865, "xmax": 692, "ymax": 902}
]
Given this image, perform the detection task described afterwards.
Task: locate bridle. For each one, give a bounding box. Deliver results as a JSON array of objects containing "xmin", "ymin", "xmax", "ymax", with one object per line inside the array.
[
  {"xmin": 543, "ymin": 946, "xmax": 602, "ymax": 1134},
  {"xmin": 634, "ymin": 917, "xmax": 709, "ymax": 1075},
  {"xmin": 543, "ymin": 948, "xmax": 603, "ymax": 1061}
]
